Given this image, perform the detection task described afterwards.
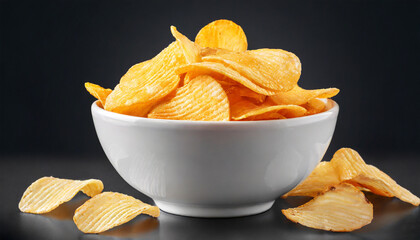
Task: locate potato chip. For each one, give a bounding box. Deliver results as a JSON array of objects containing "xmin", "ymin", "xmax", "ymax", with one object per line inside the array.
[
  {"xmin": 223, "ymin": 85, "xmax": 266, "ymax": 104},
  {"xmin": 84, "ymin": 82, "xmax": 112, "ymax": 108},
  {"xmin": 104, "ymin": 41, "xmax": 186, "ymax": 117},
  {"xmin": 282, "ymin": 183, "xmax": 373, "ymax": 232},
  {"xmin": 199, "ymin": 47, "xmax": 231, "ymax": 57},
  {"xmin": 270, "ymin": 86, "xmax": 339, "ymax": 106},
  {"xmin": 283, "ymin": 162, "xmax": 340, "ymax": 198},
  {"xmin": 119, "ymin": 60, "xmax": 151, "ymax": 84},
  {"xmin": 349, "ymin": 165, "xmax": 420, "ymax": 206},
  {"xmin": 176, "ymin": 62, "xmax": 278, "ymax": 95},
  {"xmin": 148, "ymin": 75, "xmax": 229, "ymax": 121},
  {"xmin": 302, "ymin": 98, "xmax": 327, "ymax": 115},
  {"xmin": 170, "ymin": 26, "xmax": 201, "ymax": 63},
  {"xmin": 230, "ymin": 98, "xmax": 306, "ymax": 121},
  {"xmin": 195, "ymin": 19, "xmax": 247, "ymax": 52},
  {"xmin": 183, "ymin": 70, "xmax": 233, "ymax": 87},
  {"xmin": 19, "ymin": 177, "xmax": 103, "ymax": 214},
  {"xmin": 331, "ymin": 148, "xmax": 420, "ymax": 206},
  {"xmin": 73, "ymin": 192, "xmax": 159, "ymax": 234},
  {"xmin": 202, "ymin": 49, "xmax": 301, "ymax": 92}
]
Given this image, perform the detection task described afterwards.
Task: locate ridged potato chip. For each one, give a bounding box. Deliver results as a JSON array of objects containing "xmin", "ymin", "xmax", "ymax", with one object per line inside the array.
[
  {"xmin": 203, "ymin": 49, "xmax": 301, "ymax": 92},
  {"xmin": 148, "ymin": 75, "xmax": 229, "ymax": 121},
  {"xmin": 195, "ymin": 19, "xmax": 247, "ymax": 52},
  {"xmin": 183, "ymin": 70, "xmax": 233, "ymax": 87},
  {"xmin": 73, "ymin": 192, "xmax": 160, "ymax": 234},
  {"xmin": 283, "ymin": 162, "xmax": 340, "ymax": 198},
  {"xmin": 84, "ymin": 82, "xmax": 112, "ymax": 108},
  {"xmin": 302, "ymin": 98, "xmax": 327, "ymax": 115},
  {"xmin": 224, "ymin": 85, "xmax": 266, "ymax": 103},
  {"xmin": 270, "ymin": 86, "xmax": 339, "ymax": 106},
  {"xmin": 282, "ymin": 183, "xmax": 373, "ymax": 232},
  {"xmin": 230, "ymin": 98, "xmax": 306, "ymax": 121},
  {"xmin": 105, "ymin": 41, "xmax": 186, "ymax": 117},
  {"xmin": 119, "ymin": 60, "xmax": 151, "ymax": 84},
  {"xmin": 331, "ymin": 148, "xmax": 420, "ymax": 206},
  {"xmin": 176, "ymin": 62, "xmax": 277, "ymax": 95},
  {"xmin": 170, "ymin": 26, "xmax": 201, "ymax": 63},
  {"xmin": 19, "ymin": 177, "xmax": 103, "ymax": 214}
]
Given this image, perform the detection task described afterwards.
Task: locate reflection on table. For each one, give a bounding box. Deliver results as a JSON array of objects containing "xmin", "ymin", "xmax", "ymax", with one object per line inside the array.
[{"xmin": 17, "ymin": 194, "xmax": 419, "ymax": 240}]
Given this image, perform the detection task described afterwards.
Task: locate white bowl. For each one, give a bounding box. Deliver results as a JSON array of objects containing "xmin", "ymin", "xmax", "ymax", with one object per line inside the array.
[{"xmin": 91, "ymin": 100, "xmax": 339, "ymax": 218}]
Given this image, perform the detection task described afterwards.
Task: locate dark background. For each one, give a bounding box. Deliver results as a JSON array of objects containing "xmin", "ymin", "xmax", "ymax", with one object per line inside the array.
[{"xmin": 1, "ymin": 0, "xmax": 419, "ymax": 158}]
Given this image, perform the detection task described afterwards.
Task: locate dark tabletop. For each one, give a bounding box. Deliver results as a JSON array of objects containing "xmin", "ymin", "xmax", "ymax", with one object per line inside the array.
[{"xmin": 1, "ymin": 154, "xmax": 419, "ymax": 240}]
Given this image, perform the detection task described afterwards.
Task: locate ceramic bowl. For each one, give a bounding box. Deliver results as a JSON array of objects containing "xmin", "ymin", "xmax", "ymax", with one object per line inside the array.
[{"xmin": 91, "ymin": 100, "xmax": 339, "ymax": 217}]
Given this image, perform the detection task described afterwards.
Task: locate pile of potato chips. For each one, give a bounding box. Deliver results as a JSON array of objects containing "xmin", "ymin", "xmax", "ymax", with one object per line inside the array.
[
  {"xmin": 282, "ymin": 148, "xmax": 420, "ymax": 232},
  {"xmin": 85, "ymin": 19, "xmax": 339, "ymax": 121},
  {"xmin": 19, "ymin": 177, "xmax": 159, "ymax": 234}
]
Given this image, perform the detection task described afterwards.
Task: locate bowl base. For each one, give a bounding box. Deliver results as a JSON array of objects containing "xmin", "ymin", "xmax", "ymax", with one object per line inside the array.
[{"xmin": 155, "ymin": 200, "xmax": 275, "ymax": 218}]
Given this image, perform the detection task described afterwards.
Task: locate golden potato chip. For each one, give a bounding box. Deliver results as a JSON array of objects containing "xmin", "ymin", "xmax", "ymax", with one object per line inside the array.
[
  {"xmin": 283, "ymin": 162, "xmax": 340, "ymax": 198},
  {"xmin": 270, "ymin": 86, "xmax": 339, "ymax": 106},
  {"xmin": 105, "ymin": 41, "xmax": 186, "ymax": 117},
  {"xmin": 182, "ymin": 66, "xmax": 233, "ymax": 86},
  {"xmin": 73, "ymin": 192, "xmax": 159, "ymax": 234},
  {"xmin": 199, "ymin": 47, "xmax": 231, "ymax": 57},
  {"xmin": 119, "ymin": 60, "xmax": 151, "ymax": 84},
  {"xmin": 302, "ymin": 98, "xmax": 327, "ymax": 115},
  {"xmin": 331, "ymin": 148, "xmax": 420, "ymax": 206},
  {"xmin": 282, "ymin": 183, "xmax": 373, "ymax": 232},
  {"xmin": 176, "ymin": 62, "xmax": 278, "ymax": 95},
  {"xmin": 84, "ymin": 82, "xmax": 112, "ymax": 108},
  {"xmin": 349, "ymin": 165, "xmax": 420, "ymax": 206},
  {"xmin": 202, "ymin": 49, "xmax": 301, "ymax": 92},
  {"xmin": 148, "ymin": 75, "xmax": 229, "ymax": 121},
  {"xmin": 170, "ymin": 26, "xmax": 201, "ymax": 63},
  {"xmin": 19, "ymin": 177, "xmax": 103, "ymax": 214},
  {"xmin": 224, "ymin": 85, "xmax": 266, "ymax": 104},
  {"xmin": 230, "ymin": 98, "xmax": 306, "ymax": 121},
  {"xmin": 195, "ymin": 19, "xmax": 247, "ymax": 52}
]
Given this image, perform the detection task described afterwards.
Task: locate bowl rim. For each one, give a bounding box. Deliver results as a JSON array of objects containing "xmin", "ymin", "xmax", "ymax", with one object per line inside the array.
[{"xmin": 92, "ymin": 100, "xmax": 339, "ymax": 126}]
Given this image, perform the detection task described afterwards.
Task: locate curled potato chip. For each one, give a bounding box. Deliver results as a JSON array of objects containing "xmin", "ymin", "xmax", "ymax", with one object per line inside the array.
[
  {"xmin": 19, "ymin": 177, "xmax": 103, "ymax": 214},
  {"xmin": 176, "ymin": 62, "xmax": 277, "ymax": 95},
  {"xmin": 283, "ymin": 162, "xmax": 341, "ymax": 198},
  {"xmin": 302, "ymin": 98, "xmax": 327, "ymax": 115},
  {"xmin": 148, "ymin": 75, "xmax": 229, "ymax": 121},
  {"xmin": 270, "ymin": 86, "xmax": 339, "ymax": 106},
  {"xmin": 73, "ymin": 192, "xmax": 160, "ymax": 234},
  {"xmin": 105, "ymin": 41, "xmax": 186, "ymax": 117},
  {"xmin": 230, "ymin": 98, "xmax": 306, "ymax": 121},
  {"xmin": 170, "ymin": 26, "xmax": 201, "ymax": 63},
  {"xmin": 224, "ymin": 85, "xmax": 266, "ymax": 104},
  {"xmin": 85, "ymin": 82, "xmax": 112, "ymax": 108},
  {"xmin": 202, "ymin": 49, "xmax": 301, "ymax": 92},
  {"xmin": 195, "ymin": 19, "xmax": 247, "ymax": 52},
  {"xmin": 282, "ymin": 183, "xmax": 373, "ymax": 232},
  {"xmin": 331, "ymin": 148, "xmax": 420, "ymax": 206}
]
